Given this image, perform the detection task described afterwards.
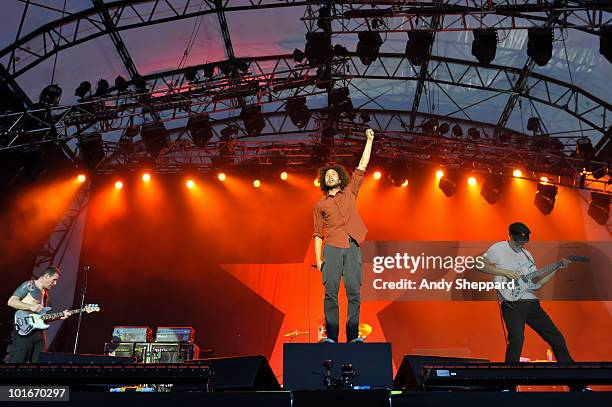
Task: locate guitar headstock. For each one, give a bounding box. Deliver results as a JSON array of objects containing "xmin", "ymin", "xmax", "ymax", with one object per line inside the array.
[
  {"xmin": 84, "ymin": 304, "xmax": 100, "ymax": 313},
  {"xmin": 568, "ymin": 255, "xmax": 590, "ymax": 263}
]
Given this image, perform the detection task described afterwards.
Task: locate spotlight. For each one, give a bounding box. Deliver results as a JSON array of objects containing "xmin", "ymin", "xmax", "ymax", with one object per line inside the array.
[
  {"xmin": 305, "ymin": 32, "xmax": 332, "ymax": 66},
  {"xmin": 280, "ymin": 171, "xmax": 288, "ymax": 181},
  {"xmin": 314, "ymin": 178, "xmax": 320, "ymax": 187},
  {"xmin": 438, "ymin": 171, "xmax": 459, "ymax": 197},
  {"xmin": 405, "ymin": 31, "xmax": 434, "ymax": 66},
  {"xmin": 39, "ymin": 84, "xmax": 62, "ymax": 105},
  {"xmin": 401, "ymin": 180, "xmax": 409, "ymax": 187},
  {"xmin": 601, "ymin": 26, "xmax": 612, "ymax": 64},
  {"xmin": 74, "ymin": 81, "xmax": 92, "ymax": 100},
  {"xmin": 373, "ymin": 170, "xmax": 382, "ymax": 180},
  {"xmin": 356, "ymin": 31, "xmax": 383, "ymax": 65},
  {"xmin": 115, "ymin": 76, "xmax": 129, "ymax": 92},
  {"xmin": 436, "ymin": 170, "xmax": 444, "ymax": 179},
  {"xmin": 588, "ymin": 192, "xmax": 611, "ymax": 225},
  {"xmin": 286, "ymin": 96, "xmax": 310, "ymax": 128},
  {"xmin": 203, "ymin": 64, "xmax": 215, "ymax": 79},
  {"xmin": 467, "ymin": 176, "xmax": 477, "ymax": 186},
  {"xmin": 218, "ymin": 172, "xmax": 226, "ymax": 182},
  {"xmin": 438, "ymin": 122, "xmax": 450, "ymax": 135},
  {"xmin": 253, "ymin": 179, "xmax": 261, "ymax": 188},
  {"xmin": 114, "ymin": 180, "xmax": 124, "ymax": 190},
  {"xmin": 188, "ymin": 113, "xmax": 213, "ymax": 147},
  {"xmin": 317, "ymin": 6, "xmax": 332, "ymax": 33},
  {"xmin": 141, "ymin": 122, "xmax": 169, "ymax": 158},
  {"xmin": 512, "ymin": 169, "xmax": 523, "ymax": 178},
  {"xmin": 468, "ymin": 127, "xmax": 480, "ymax": 140},
  {"xmin": 388, "ymin": 160, "xmax": 412, "ymax": 187},
  {"xmin": 527, "ymin": 117, "xmax": 540, "ymax": 132},
  {"xmin": 77, "ymin": 174, "xmax": 87, "ymax": 183},
  {"xmin": 185, "ymin": 67, "xmax": 198, "ymax": 82},
  {"xmin": 329, "ymin": 87, "xmax": 354, "ymax": 120},
  {"xmin": 186, "ymin": 179, "xmax": 195, "ymax": 189},
  {"xmin": 422, "ymin": 119, "xmax": 438, "ymax": 133},
  {"xmin": 95, "ymin": 79, "xmax": 110, "ymax": 97},
  {"xmin": 360, "ymin": 112, "xmax": 371, "ymax": 123},
  {"xmin": 292, "ymin": 48, "xmax": 305, "ymax": 62},
  {"xmin": 472, "ymin": 29, "xmax": 498, "ymax": 64},
  {"xmin": 576, "ymin": 137, "xmax": 594, "ymax": 158},
  {"xmin": 527, "ymin": 28, "xmax": 554, "ymax": 66},
  {"xmin": 539, "ymin": 176, "xmax": 549, "ymax": 184},
  {"xmin": 78, "ymin": 133, "xmax": 105, "ymax": 169},
  {"xmin": 534, "ymin": 183, "xmax": 557, "ymax": 214},
  {"xmin": 333, "ymin": 44, "xmax": 350, "ymax": 57},
  {"xmin": 481, "ymin": 173, "xmax": 504, "ymax": 204},
  {"xmin": 451, "ymin": 124, "xmax": 463, "ymax": 138},
  {"xmin": 241, "ymin": 105, "xmax": 266, "ymax": 137},
  {"xmin": 142, "ymin": 173, "xmax": 151, "ymax": 183},
  {"xmin": 219, "ymin": 62, "xmax": 233, "ymax": 76}
]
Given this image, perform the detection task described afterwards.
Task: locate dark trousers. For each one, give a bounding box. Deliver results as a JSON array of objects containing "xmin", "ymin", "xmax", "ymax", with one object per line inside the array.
[
  {"xmin": 7, "ymin": 329, "xmax": 46, "ymax": 363},
  {"xmin": 501, "ymin": 300, "xmax": 573, "ymax": 363},
  {"xmin": 322, "ymin": 238, "xmax": 362, "ymax": 342}
]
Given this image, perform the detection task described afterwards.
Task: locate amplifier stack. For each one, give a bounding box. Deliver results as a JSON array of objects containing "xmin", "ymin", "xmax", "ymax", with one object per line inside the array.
[{"xmin": 105, "ymin": 326, "xmax": 199, "ymax": 363}]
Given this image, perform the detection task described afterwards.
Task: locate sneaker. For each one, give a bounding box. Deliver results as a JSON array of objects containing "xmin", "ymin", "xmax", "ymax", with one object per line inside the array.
[
  {"xmin": 349, "ymin": 337, "xmax": 364, "ymax": 343},
  {"xmin": 319, "ymin": 338, "xmax": 335, "ymax": 343}
]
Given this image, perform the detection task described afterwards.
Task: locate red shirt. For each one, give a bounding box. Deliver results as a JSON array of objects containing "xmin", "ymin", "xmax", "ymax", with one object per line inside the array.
[{"xmin": 312, "ymin": 168, "xmax": 368, "ymax": 248}]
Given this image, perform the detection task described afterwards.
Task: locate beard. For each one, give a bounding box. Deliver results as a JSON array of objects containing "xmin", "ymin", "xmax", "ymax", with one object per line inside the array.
[{"xmin": 325, "ymin": 180, "xmax": 341, "ymax": 190}]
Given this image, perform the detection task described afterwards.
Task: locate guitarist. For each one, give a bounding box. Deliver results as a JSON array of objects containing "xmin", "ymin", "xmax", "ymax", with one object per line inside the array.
[
  {"xmin": 479, "ymin": 222, "xmax": 575, "ymax": 364},
  {"xmin": 6, "ymin": 266, "xmax": 70, "ymax": 363}
]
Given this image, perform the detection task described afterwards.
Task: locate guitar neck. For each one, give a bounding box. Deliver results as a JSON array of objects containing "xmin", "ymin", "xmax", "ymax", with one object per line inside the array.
[
  {"xmin": 526, "ymin": 260, "xmax": 563, "ymax": 281},
  {"xmin": 40, "ymin": 308, "xmax": 83, "ymax": 321}
]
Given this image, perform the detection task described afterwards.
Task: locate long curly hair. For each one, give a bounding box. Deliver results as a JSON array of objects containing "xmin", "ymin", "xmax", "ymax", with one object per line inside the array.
[{"xmin": 318, "ymin": 164, "xmax": 350, "ymax": 193}]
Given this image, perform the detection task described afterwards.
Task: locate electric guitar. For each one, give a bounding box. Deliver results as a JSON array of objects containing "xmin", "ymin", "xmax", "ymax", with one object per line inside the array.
[
  {"xmin": 14, "ymin": 304, "xmax": 100, "ymax": 336},
  {"xmin": 495, "ymin": 255, "xmax": 589, "ymax": 302}
]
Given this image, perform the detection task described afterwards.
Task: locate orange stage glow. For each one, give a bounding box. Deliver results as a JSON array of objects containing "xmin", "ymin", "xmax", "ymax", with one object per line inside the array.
[
  {"xmin": 373, "ymin": 171, "xmax": 382, "ymax": 180},
  {"xmin": 467, "ymin": 176, "xmax": 477, "ymax": 186},
  {"xmin": 401, "ymin": 180, "xmax": 409, "ymax": 187},
  {"xmin": 436, "ymin": 170, "xmax": 444, "ymax": 179},
  {"xmin": 280, "ymin": 172, "xmax": 288, "ymax": 181},
  {"xmin": 253, "ymin": 179, "xmax": 261, "ymax": 188},
  {"xmin": 142, "ymin": 173, "xmax": 151, "ymax": 183},
  {"xmin": 313, "ymin": 178, "xmax": 320, "ymax": 188},
  {"xmin": 218, "ymin": 172, "xmax": 227, "ymax": 182},
  {"xmin": 186, "ymin": 179, "xmax": 195, "ymax": 189},
  {"xmin": 513, "ymin": 169, "xmax": 523, "ymax": 178},
  {"xmin": 77, "ymin": 174, "xmax": 87, "ymax": 183},
  {"xmin": 114, "ymin": 181, "xmax": 124, "ymax": 190},
  {"xmin": 540, "ymin": 176, "xmax": 549, "ymax": 184}
]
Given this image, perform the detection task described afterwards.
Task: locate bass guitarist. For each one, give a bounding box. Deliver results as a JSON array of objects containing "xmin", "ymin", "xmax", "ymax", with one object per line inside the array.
[
  {"xmin": 479, "ymin": 222, "xmax": 576, "ymax": 363},
  {"xmin": 6, "ymin": 266, "xmax": 70, "ymax": 363}
]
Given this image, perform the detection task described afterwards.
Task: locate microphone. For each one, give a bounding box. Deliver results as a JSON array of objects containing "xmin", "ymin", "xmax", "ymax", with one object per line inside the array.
[{"xmin": 83, "ymin": 265, "xmax": 91, "ymax": 272}]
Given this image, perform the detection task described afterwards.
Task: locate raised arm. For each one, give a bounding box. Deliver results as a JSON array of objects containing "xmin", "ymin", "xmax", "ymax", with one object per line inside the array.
[{"xmin": 357, "ymin": 128, "xmax": 375, "ymax": 171}]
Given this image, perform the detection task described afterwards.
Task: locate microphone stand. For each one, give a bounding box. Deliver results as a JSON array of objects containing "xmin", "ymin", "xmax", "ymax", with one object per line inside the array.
[{"xmin": 73, "ymin": 265, "xmax": 90, "ymax": 354}]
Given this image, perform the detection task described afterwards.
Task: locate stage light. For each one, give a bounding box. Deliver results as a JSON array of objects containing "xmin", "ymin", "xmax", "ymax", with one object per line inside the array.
[
  {"xmin": 305, "ymin": 32, "xmax": 332, "ymax": 66},
  {"xmin": 317, "ymin": 5, "xmax": 331, "ymax": 33},
  {"xmin": 78, "ymin": 133, "xmax": 105, "ymax": 169},
  {"xmin": 576, "ymin": 137, "xmax": 594, "ymax": 158},
  {"xmin": 280, "ymin": 171, "xmax": 288, "ymax": 181},
  {"xmin": 241, "ymin": 105, "xmax": 266, "ymax": 137},
  {"xmin": 188, "ymin": 113, "xmax": 213, "ymax": 147},
  {"xmin": 451, "ymin": 124, "xmax": 463, "ymax": 138},
  {"xmin": 77, "ymin": 174, "xmax": 87, "ymax": 183},
  {"xmin": 203, "ymin": 64, "xmax": 215, "ymax": 79},
  {"xmin": 292, "ymin": 48, "xmax": 305, "ymax": 62},
  {"xmin": 467, "ymin": 176, "xmax": 477, "ymax": 186},
  {"xmin": 286, "ymin": 96, "xmax": 310, "ymax": 129},
  {"xmin": 333, "ymin": 44, "xmax": 350, "ymax": 57},
  {"xmin": 39, "ymin": 84, "xmax": 62, "ymax": 105},
  {"xmin": 373, "ymin": 171, "xmax": 382, "ymax": 180},
  {"xmin": 539, "ymin": 176, "xmax": 549, "ymax": 184},
  {"xmin": 253, "ymin": 179, "xmax": 261, "ymax": 188},
  {"xmin": 436, "ymin": 170, "xmax": 444, "ymax": 179},
  {"xmin": 527, "ymin": 28, "xmax": 554, "ymax": 66},
  {"xmin": 481, "ymin": 173, "xmax": 504, "ymax": 204},
  {"xmin": 588, "ymin": 192, "xmax": 611, "ymax": 225},
  {"xmin": 527, "ymin": 117, "xmax": 540, "ymax": 132},
  {"xmin": 115, "ymin": 76, "xmax": 129, "ymax": 92},
  {"xmin": 468, "ymin": 127, "xmax": 480, "ymax": 140},
  {"xmin": 314, "ymin": 178, "xmax": 320, "ymax": 187},
  {"xmin": 472, "ymin": 29, "xmax": 498, "ymax": 64},
  {"xmin": 74, "ymin": 81, "xmax": 91, "ymax": 100},
  {"xmin": 534, "ymin": 183, "xmax": 557, "ymax": 214},
  {"xmin": 114, "ymin": 181, "xmax": 124, "ymax": 190},
  {"xmin": 438, "ymin": 171, "xmax": 459, "ymax": 197},
  {"xmin": 438, "ymin": 122, "xmax": 450, "ymax": 135},
  {"xmin": 405, "ymin": 31, "xmax": 434, "ymax": 66},
  {"xmin": 329, "ymin": 87, "xmax": 354, "ymax": 120},
  {"xmin": 388, "ymin": 160, "xmax": 412, "ymax": 187},
  {"xmin": 218, "ymin": 172, "xmax": 226, "ymax": 182},
  {"xmin": 186, "ymin": 179, "xmax": 195, "ymax": 189},
  {"xmin": 513, "ymin": 169, "xmax": 523, "ymax": 178},
  {"xmin": 141, "ymin": 122, "xmax": 169, "ymax": 158},
  {"xmin": 95, "ymin": 79, "xmax": 110, "ymax": 97},
  {"xmin": 142, "ymin": 173, "xmax": 151, "ymax": 183},
  {"xmin": 357, "ymin": 31, "xmax": 383, "ymax": 65},
  {"xmin": 401, "ymin": 180, "xmax": 409, "ymax": 187}
]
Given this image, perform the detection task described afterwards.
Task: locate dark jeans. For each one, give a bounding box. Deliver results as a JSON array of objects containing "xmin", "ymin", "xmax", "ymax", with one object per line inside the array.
[
  {"xmin": 7, "ymin": 329, "xmax": 46, "ymax": 363},
  {"xmin": 322, "ymin": 238, "xmax": 362, "ymax": 342},
  {"xmin": 501, "ymin": 300, "xmax": 573, "ymax": 363}
]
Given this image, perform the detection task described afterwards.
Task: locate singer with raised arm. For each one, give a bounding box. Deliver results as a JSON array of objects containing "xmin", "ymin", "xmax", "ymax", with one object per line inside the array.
[
  {"xmin": 6, "ymin": 266, "xmax": 70, "ymax": 363},
  {"xmin": 312, "ymin": 128, "xmax": 374, "ymax": 343},
  {"xmin": 478, "ymin": 222, "xmax": 583, "ymax": 364}
]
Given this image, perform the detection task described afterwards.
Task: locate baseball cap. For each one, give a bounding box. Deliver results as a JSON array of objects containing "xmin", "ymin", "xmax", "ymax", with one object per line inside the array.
[{"xmin": 509, "ymin": 222, "xmax": 531, "ymax": 242}]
